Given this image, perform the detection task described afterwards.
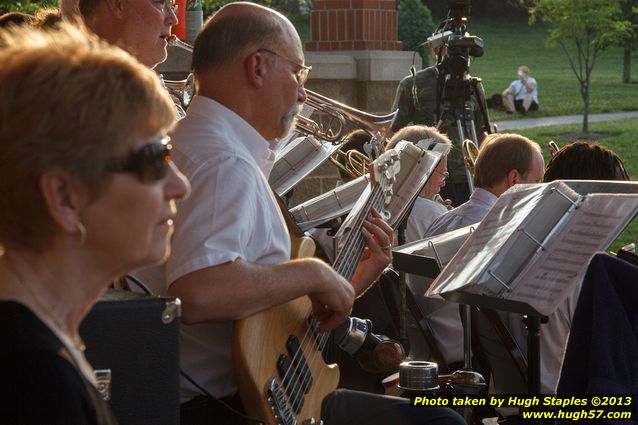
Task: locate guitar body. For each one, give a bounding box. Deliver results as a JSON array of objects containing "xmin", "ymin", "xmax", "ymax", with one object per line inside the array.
[
  {"xmin": 291, "ymin": 235, "xmax": 316, "ymax": 259},
  {"xmin": 235, "ymin": 152, "xmax": 400, "ymax": 424},
  {"xmin": 233, "ymin": 296, "xmax": 339, "ymax": 425}
]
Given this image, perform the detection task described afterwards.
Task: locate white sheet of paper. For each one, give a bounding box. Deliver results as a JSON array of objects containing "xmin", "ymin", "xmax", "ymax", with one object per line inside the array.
[
  {"xmin": 505, "ymin": 194, "xmax": 638, "ymax": 315},
  {"xmin": 428, "ymin": 183, "xmax": 572, "ymax": 296}
]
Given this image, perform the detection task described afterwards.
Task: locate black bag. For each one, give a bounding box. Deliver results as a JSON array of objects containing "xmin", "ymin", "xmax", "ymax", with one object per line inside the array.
[
  {"xmin": 80, "ymin": 289, "xmax": 181, "ymax": 425},
  {"xmin": 487, "ymin": 93, "xmax": 504, "ymax": 111}
]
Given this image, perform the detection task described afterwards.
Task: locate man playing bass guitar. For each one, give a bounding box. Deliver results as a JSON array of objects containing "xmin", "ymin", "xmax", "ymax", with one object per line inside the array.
[{"xmin": 137, "ymin": 3, "xmax": 464, "ymax": 425}]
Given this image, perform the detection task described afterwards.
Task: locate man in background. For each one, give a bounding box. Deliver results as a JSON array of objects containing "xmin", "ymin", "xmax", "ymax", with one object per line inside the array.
[
  {"xmin": 420, "ymin": 133, "xmax": 544, "ymax": 370},
  {"xmin": 137, "ymin": 3, "xmax": 465, "ymax": 425},
  {"xmin": 502, "ymin": 65, "xmax": 539, "ymax": 114},
  {"xmin": 425, "ymin": 133, "xmax": 544, "ymax": 238},
  {"xmin": 390, "ymin": 64, "xmax": 491, "ymax": 207},
  {"xmin": 60, "ymin": 0, "xmax": 177, "ymax": 69}
]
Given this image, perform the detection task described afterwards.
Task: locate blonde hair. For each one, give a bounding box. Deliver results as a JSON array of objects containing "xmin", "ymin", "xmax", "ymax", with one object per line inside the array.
[
  {"xmin": 0, "ymin": 23, "xmax": 176, "ymax": 251},
  {"xmin": 518, "ymin": 65, "xmax": 530, "ymax": 73}
]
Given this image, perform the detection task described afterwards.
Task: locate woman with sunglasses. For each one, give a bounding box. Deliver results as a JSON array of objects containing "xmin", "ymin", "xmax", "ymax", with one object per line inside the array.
[{"xmin": 0, "ymin": 24, "xmax": 189, "ymax": 424}]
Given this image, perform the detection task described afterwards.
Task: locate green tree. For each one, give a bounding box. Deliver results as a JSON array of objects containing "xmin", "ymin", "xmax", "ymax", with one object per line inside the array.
[
  {"xmin": 1, "ymin": 0, "xmax": 58, "ymax": 14},
  {"xmin": 398, "ymin": 0, "xmax": 435, "ymax": 68},
  {"xmin": 529, "ymin": 0, "xmax": 631, "ymax": 132},
  {"xmin": 618, "ymin": 0, "xmax": 638, "ymax": 83},
  {"xmin": 199, "ymin": 0, "xmax": 305, "ymax": 21}
]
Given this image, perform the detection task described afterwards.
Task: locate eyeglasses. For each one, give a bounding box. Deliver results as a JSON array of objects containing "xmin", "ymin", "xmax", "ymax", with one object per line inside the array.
[
  {"xmin": 152, "ymin": 0, "xmax": 177, "ymax": 15},
  {"xmin": 433, "ymin": 170, "xmax": 450, "ymax": 181},
  {"xmin": 105, "ymin": 136, "xmax": 172, "ymax": 183},
  {"xmin": 257, "ymin": 48, "xmax": 312, "ymax": 85}
]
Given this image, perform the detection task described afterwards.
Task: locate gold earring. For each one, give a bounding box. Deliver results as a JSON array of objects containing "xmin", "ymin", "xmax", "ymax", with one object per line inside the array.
[{"xmin": 76, "ymin": 222, "xmax": 87, "ymax": 245}]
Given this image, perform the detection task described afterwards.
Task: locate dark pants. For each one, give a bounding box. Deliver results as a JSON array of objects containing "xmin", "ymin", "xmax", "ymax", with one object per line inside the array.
[
  {"xmin": 322, "ymin": 389, "xmax": 465, "ymax": 425},
  {"xmin": 180, "ymin": 394, "xmax": 260, "ymax": 425},
  {"xmin": 180, "ymin": 390, "xmax": 465, "ymax": 425},
  {"xmin": 514, "ymin": 99, "xmax": 539, "ymax": 113}
]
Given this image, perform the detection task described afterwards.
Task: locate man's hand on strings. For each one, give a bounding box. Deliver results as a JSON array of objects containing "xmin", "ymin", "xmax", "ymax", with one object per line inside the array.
[{"xmin": 350, "ymin": 208, "xmax": 393, "ymax": 295}]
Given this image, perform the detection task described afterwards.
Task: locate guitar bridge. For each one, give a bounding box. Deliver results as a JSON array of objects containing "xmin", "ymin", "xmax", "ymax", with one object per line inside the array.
[{"xmin": 267, "ymin": 378, "xmax": 296, "ymax": 425}]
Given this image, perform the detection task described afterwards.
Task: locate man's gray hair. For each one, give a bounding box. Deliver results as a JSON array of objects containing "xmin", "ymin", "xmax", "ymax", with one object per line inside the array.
[{"xmin": 192, "ymin": 7, "xmax": 288, "ymax": 75}]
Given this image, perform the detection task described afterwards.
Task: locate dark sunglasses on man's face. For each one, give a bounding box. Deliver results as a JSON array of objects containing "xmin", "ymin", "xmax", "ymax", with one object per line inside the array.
[{"xmin": 105, "ymin": 137, "xmax": 172, "ymax": 183}]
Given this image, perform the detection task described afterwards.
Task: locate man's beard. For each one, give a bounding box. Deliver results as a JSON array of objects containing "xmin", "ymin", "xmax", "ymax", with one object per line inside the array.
[
  {"xmin": 269, "ymin": 103, "xmax": 302, "ymax": 151},
  {"xmin": 280, "ymin": 103, "xmax": 302, "ymax": 140}
]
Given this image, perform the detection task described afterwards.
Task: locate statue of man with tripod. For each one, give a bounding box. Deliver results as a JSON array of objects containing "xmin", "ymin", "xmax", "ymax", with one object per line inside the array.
[{"xmin": 390, "ymin": 0, "xmax": 492, "ymax": 207}]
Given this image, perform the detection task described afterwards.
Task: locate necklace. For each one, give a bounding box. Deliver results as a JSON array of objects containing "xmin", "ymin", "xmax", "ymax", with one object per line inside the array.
[{"xmin": 6, "ymin": 263, "xmax": 86, "ymax": 352}]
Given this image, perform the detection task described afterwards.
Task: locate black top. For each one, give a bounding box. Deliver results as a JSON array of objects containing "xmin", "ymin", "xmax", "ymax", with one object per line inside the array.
[{"xmin": 0, "ymin": 301, "xmax": 118, "ymax": 425}]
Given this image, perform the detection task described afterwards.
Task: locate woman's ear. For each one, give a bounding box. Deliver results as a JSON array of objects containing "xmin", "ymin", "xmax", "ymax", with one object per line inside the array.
[
  {"xmin": 39, "ymin": 170, "xmax": 85, "ymax": 234},
  {"xmin": 104, "ymin": 0, "xmax": 124, "ymax": 19}
]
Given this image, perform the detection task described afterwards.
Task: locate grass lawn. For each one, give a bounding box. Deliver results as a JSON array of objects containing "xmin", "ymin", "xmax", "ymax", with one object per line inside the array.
[
  {"xmin": 469, "ymin": 18, "xmax": 638, "ymax": 121},
  {"xmin": 293, "ymin": 13, "xmax": 638, "ymax": 250},
  {"xmin": 294, "ymin": 15, "xmax": 638, "ymax": 121},
  {"xmin": 516, "ymin": 118, "xmax": 638, "ymax": 252}
]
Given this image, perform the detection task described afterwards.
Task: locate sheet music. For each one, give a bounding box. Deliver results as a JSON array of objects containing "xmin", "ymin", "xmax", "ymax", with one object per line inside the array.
[
  {"xmin": 428, "ymin": 182, "xmax": 577, "ymax": 296},
  {"xmin": 386, "ymin": 142, "xmax": 441, "ymax": 228},
  {"xmin": 428, "ymin": 180, "xmax": 638, "ymax": 316},
  {"xmin": 291, "ymin": 176, "xmax": 369, "ymax": 231},
  {"xmin": 269, "ymin": 136, "xmax": 344, "ymax": 195},
  {"xmin": 505, "ymin": 193, "xmax": 638, "ymax": 316},
  {"xmin": 397, "ymin": 225, "xmax": 474, "ymax": 269}
]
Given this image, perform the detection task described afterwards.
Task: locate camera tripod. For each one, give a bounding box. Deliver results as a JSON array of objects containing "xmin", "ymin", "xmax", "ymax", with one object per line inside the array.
[
  {"xmin": 435, "ymin": 74, "xmax": 493, "ymax": 389},
  {"xmin": 435, "ymin": 73, "xmax": 492, "ymax": 206}
]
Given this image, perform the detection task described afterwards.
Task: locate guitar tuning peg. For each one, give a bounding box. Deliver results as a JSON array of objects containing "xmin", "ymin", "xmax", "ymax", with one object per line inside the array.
[{"xmin": 380, "ymin": 209, "xmax": 391, "ymax": 220}]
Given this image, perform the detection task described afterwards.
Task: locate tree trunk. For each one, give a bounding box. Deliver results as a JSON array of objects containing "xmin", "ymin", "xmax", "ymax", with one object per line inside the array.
[
  {"xmin": 623, "ymin": 47, "xmax": 631, "ymax": 83},
  {"xmin": 581, "ymin": 82, "xmax": 589, "ymax": 133}
]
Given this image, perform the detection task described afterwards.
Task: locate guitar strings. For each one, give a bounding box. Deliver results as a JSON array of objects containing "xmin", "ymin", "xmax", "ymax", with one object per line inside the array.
[{"xmin": 280, "ymin": 185, "xmax": 386, "ymax": 407}]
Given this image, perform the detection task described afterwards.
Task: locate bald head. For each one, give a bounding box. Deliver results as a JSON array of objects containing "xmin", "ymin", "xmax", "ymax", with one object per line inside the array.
[{"xmin": 192, "ymin": 2, "xmax": 299, "ymax": 76}]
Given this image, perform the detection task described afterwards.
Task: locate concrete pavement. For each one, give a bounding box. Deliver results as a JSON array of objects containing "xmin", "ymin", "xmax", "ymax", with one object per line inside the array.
[{"xmin": 493, "ymin": 111, "xmax": 638, "ymax": 131}]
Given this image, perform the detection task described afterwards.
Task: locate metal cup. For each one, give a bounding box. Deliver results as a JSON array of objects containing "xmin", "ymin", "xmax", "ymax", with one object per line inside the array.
[{"xmin": 398, "ymin": 361, "xmax": 439, "ymax": 393}]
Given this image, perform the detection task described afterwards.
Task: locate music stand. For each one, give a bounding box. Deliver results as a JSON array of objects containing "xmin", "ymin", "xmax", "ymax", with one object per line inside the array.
[
  {"xmin": 417, "ymin": 181, "xmax": 638, "ymax": 394},
  {"xmin": 393, "ymin": 251, "xmax": 546, "ymax": 396},
  {"xmin": 445, "ymin": 292, "xmax": 545, "ymax": 394},
  {"xmin": 269, "ymin": 135, "xmax": 345, "ymax": 196}
]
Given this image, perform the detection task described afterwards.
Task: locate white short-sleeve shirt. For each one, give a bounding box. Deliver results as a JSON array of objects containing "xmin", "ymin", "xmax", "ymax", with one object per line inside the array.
[
  {"xmin": 510, "ymin": 77, "xmax": 539, "ymax": 104},
  {"xmin": 136, "ymin": 95, "xmax": 290, "ymax": 401}
]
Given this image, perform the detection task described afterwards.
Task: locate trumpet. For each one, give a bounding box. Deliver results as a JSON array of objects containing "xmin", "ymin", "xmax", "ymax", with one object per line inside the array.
[
  {"xmin": 297, "ymin": 89, "xmax": 397, "ymax": 145},
  {"xmin": 434, "ymin": 193, "xmax": 454, "ymax": 211},
  {"xmin": 166, "ymin": 34, "xmax": 193, "ymax": 53},
  {"xmin": 548, "ymin": 140, "xmax": 560, "ymax": 157},
  {"xmin": 330, "ymin": 148, "xmax": 370, "ymax": 180},
  {"xmin": 462, "ymin": 139, "xmax": 479, "ymax": 175},
  {"xmin": 295, "ymin": 90, "xmax": 397, "ymax": 178},
  {"xmin": 163, "ymin": 73, "xmax": 195, "ymax": 109},
  {"xmin": 162, "ymin": 35, "xmax": 195, "ymax": 111}
]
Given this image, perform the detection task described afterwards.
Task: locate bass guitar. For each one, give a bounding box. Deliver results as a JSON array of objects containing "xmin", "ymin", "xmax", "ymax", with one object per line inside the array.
[{"xmin": 233, "ymin": 149, "xmax": 400, "ymax": 425}]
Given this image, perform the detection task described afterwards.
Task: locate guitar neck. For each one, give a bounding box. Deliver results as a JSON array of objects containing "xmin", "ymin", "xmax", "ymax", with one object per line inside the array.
[{"xmin": 332, "ymin": 183, "xmax": 385, "ymax": 281}]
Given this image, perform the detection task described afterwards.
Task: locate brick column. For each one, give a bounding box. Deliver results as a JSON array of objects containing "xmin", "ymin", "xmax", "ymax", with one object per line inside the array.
[{"xmin": 306, "ymin": 0, "xmax": 402, "ymax": 51}]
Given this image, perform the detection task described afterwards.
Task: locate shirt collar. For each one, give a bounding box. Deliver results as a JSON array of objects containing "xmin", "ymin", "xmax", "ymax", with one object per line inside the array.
[
  {"xmin": 188, "ymin": 95, "xmax": 274, "ymax": 172},
  {"xmin": 470, "ymin": 187, "xmax": 498, "ymax": 207}
]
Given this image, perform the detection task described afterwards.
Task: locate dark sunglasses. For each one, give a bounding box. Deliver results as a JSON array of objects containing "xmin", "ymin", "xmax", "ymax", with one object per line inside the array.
[{"xmin": 105, "ymin": 137, "xmax": 172, "ymax": 183}]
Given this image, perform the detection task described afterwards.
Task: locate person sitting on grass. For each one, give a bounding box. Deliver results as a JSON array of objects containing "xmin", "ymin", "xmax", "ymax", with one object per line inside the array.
[{"xmin": 502, "ymin": 65, "xmax": 539, "ymax": 114}]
